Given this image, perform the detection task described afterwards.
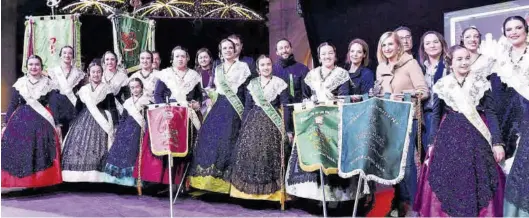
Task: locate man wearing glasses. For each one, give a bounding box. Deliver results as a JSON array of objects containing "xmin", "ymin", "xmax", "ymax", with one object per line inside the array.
[{"xmin": 395, "ymin": 26, "xmax": 414, "ymax": 55}]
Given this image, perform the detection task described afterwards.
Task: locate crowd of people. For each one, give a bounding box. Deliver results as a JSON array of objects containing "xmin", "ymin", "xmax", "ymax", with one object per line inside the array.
[{"xmin": 1, "ymin": 15, "xmax": 528, "ymax": 217}]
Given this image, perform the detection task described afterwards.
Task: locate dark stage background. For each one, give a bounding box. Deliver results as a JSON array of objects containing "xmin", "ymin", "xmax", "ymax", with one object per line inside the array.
[
  {"xmin": 14, "ymin": 0, "xmax": 269, "ymax": 76},
  {"xmin": 299, "ymin": 0, "xmax": 510, "ymax": 70}
]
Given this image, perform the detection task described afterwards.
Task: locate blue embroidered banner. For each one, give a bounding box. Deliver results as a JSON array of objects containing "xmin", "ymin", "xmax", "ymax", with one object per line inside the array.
[{"xmin": 338, "ymin": 98, "xmax": 413, "ymax": 185}]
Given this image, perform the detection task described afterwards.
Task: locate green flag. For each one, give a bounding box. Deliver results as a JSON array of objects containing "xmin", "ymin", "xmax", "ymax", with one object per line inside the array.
[
  {"xmin": 22, "ymin": 15, "xmax": 81, "ymax": 73},
  {"xmin": 111, "ymin": 15, "xmax": 155, "ymax": 72},
  {"xmin": 339, "ymin": 98, "xmax": 414, "ymax": 185},
  {"xmin": 293, "ymin": 105, "xmax": 340, "ymax": 175}
]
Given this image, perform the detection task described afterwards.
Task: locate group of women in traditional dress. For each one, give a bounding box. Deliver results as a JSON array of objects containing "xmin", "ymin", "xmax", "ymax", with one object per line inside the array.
[
  {"xmin": 1, "ymin": 16, "xmax": 528, "ymax": 217},
  {"xmin": 412, "ymin": 16, "xmax": 529, "ymax": 217}
]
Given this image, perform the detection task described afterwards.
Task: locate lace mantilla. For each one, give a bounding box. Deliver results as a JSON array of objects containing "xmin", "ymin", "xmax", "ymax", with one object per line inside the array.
[
  {"xmin": 129, "ymin": 70, "xmax": 159, "ymax": 101},
  {"xmin": 304, "ymin": 66, "xmax": 349, "ymax": 93},
  {"xmin": 123, "ymin": 95, "xmax": 151, "ymax": 113},
  {"xmin": 247, "ymin": 76, "xmax": 288, "ymax": 104},
  {"xmin": 493, "ymin": 43, "xmax": 529, "ymax": 100},
  {"xmin": 78, "ymin": 83, "xmax": 112, "ymax": 105},
  {"xmin": 103, "ymin": 69, "xmax": 129, "ymax": 95},
  {"xmin": 157, "ymin": 68, "xmax": 202, "ymax": 100},
  {"xmin": 123, "ymin": 94, "xmax": 150, "ymax": 128},
  {"xmin": 434, "ymin": 72, "xmax": 493, "ymax": 145},
  {"xmin": 214, "ymin": 61, "xmax": 251, "ymax": 95},
  {"xmin": 471, "ymin": 55, "xmax": 496, "ymax": 77},
  {"xmin": 13, "ymin": 76, "xmax": 56, "ymax": 101},
  {"xmin": 48, "ymin": 66, "xmax": 85, "ymax": 95},
  {"xmin": 433, "ymin": 72, "xmax": 491, "ymax": 112}
]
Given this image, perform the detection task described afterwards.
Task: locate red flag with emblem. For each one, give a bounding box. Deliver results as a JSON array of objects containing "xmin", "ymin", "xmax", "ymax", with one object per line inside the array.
[{"xmin": 147, "ymin": 103, "xmax": 189, "ymax": 157}]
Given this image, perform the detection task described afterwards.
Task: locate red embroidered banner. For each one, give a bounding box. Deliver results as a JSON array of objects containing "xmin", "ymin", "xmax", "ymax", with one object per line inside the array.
[{"xmin": 147, "ymin": 104, "xmax": 189, "ymax": 157}]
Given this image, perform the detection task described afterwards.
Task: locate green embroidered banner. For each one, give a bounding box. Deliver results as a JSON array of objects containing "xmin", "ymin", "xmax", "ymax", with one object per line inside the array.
[
  {"xmin": 22, "ymin": 15, "xmax": 81, "ymax": 73},
  {"xmin": 338, "ymin": 98, "xmax": 413, "ymax": 185},
  {"xmin": 294, "ymin": 105, "xmax": 339, "ymax": 175},
  {"xmin": 111, "ymin": 15, "xmax": 155, "ymax": 72}
]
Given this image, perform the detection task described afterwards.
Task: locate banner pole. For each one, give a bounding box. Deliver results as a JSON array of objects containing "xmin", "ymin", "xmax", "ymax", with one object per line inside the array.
[
  {"xmin": 165, "ymin": 96, "xmax": 174, "ymax": 218},
  {"xmin": 319, "ymin": 166, "xmax": 327, "ymax": 217},
  {"xmin": 168, "ymin": 154, "xmax": 174, "ymax": 218},
  {"xmin": 173, "ymin": 163, "xmax": 190, "ymax": 204},
  {"xmin": 136, "ymin": 108, "xmax": 146, "ymax": 195},
  {"xmin": 280, "ymin": 105, "xmax": 286, "ymax": 211},
  {"xmin": 352, "ymin": 176, "xmax": 363, "ymax": 217}
]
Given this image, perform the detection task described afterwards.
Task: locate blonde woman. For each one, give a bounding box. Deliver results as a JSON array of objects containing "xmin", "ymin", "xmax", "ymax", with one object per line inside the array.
[{"xmin": 374, "ymin": 31, "xmax": 428, "ymax": 216}]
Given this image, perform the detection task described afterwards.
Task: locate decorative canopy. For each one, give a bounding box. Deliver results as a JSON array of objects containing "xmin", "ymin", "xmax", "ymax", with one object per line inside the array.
[
  {"xmin": 133, "ymin": 0, "xmax": 194, "ymax": 18},
  {"xmin": 198, "ymin": 0, "xmax": 264, "ymax": 20},
  {"xmin": 62, "ymin": 0, "xmax": 126, "ymax": 15},
  {"xmin": 62, "ymin": 0, "xmax": 264, "ymax": 20}
]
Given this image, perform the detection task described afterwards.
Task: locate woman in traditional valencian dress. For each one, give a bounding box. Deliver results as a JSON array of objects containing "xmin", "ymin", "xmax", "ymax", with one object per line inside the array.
[
  {"xmin": 459, "ymin": 26, "xmax": 520, "ymax": 154},
  {"xmin": 128, "ymin": 51, "xmax": 158, "ymax": 102},
  {"xmin": 230, "ymin": 55, "xmax": 291, "ymax": 201},
  {"xmin": 494, "ymin": 16, "xmax": 529, "ymax": 217},
  {"xmin": 103, "ymin": 78, "xmax": 151, "ymax": 186},
  {"xmin": 188, "ymin": 39, "xmax": 251, "ymax": 194},
  {"xmin": 134, "ymin": 46, "xmax": 202, "ymax": 186},
  {"xmin": 102, "ymin": 51, "xmax": 129, "ymax": 114},
  {"xmin": 414, "ymin": 45, "xmax": 505, "ymax": 217},
  {"xmin": 460, "ymin": 27, "xmax": 495, "ymax": 75},
  {"xmin": 47, "ymin": 45, "xmax": 86, "ymax": 136},
  {"xmin": 61, "ymin": 60, "xmax": 118, "ymax": 182},
  {"xmin": 285, "ymin": 42, "xmax": 356, "ymax": 203},
  {"xmin": 303, "ymin": 42, "xmax": 350, "ymax": 103},
  {"xmin": 1, "ymin": 55, "xmax": 62, "ymax": 188}
]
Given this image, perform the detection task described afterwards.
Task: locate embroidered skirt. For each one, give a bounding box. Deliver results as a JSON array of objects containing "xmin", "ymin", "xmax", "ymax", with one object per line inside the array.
[
  {"xmin": 103, "ymin": 114, "xmax": 141, "ymax": 186},
  {"xmin": 414, "ymin": 110, "xmax": 505, "ymax": 217},
  {"xmin": 61, "ymin": 108, "xmax": 109, "ymax": 183},
  {"xmin": 230, "ymin": 107, "xmax": 284, "ymax": 201},
  {"xmin": 1, "ymin": 105, "xmax": 62, "ymax": 187},
  {"xmin": 504, "ymin": 94, "xmax": 529, "ymax": 217},
  {"xmin": 188, "ymin": 95, "xmax": 242, "ymax": 194},
  {"xmin": 285, "ymin": 145, "xmax": 360, "ymax": 202}
]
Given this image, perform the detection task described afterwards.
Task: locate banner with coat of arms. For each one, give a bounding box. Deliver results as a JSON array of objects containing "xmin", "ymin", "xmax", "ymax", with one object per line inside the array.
[
  {"xmin": 147, "ymin": 103, "xmax": 189, "ymax": 157},
  {"xmin": 293, "ymin": 104, "xmax": 340, "ymax": 175},
  {"xmin": 111, "ymin": 15, "xmax": 155, "ymax": 73},
  {"xmin": 22, "ymin": 15, "xmax": 82, "ymax": 74}
]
